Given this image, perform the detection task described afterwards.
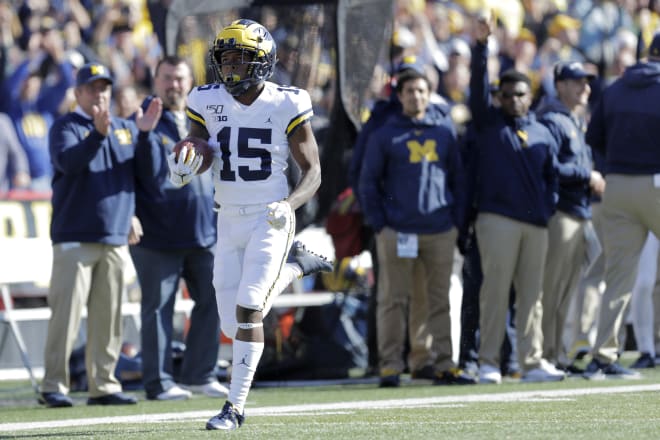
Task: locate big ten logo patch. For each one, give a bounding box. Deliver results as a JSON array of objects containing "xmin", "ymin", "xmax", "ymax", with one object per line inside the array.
[
  {"xmin": 407, "ymin": 139, "xmax": 438, "ymax": 163},
  {"xmin": 0, "ymin": 197, "xmax": 51, "ymax": 238}
]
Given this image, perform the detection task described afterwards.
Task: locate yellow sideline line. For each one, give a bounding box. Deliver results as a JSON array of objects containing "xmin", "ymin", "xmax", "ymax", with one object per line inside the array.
[{"xmin": 1, "ymin": 384, "xmax": 660, "ymax": 432}]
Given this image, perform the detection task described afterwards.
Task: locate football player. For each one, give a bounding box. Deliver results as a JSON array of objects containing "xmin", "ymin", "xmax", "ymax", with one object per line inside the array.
[{"xmin": 167, "ymin": 19, "xmax": 332, "ymax": 430}]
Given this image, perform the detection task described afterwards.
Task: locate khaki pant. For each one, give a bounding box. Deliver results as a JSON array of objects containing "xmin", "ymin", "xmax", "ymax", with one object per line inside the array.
[
  {"xmin": 630, "ymin": 233, "xmax": 660, "ymax": 356},
  {"xmin": 376, "ymin": 227, "xmax": 457, "ymax": 373},
  {"xmin": 542, "ymin": 211, "xmax": 587, "ymax": 365},
  {"xmin": 594, "ymin": 174, "xmax": 660, "ymax": 363},
  {"xmin": 407, "ymin": 262, "xmax": 433, "ymax": 372},
  {"xmin": 41, "ymin": 243, "xmax": 126, "ymax": 397},
  {"xmin": 476, "ymin": 213, "xmax": 547, "ymax": 372},
  {"xmin": 567, "ymin": 202, "xmax": 604, "ymax": 357}
]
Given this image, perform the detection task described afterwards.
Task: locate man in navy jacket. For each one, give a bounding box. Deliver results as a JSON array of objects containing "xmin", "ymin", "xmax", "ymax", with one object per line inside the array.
[
  {"xmin": 360, "ymin": 68, "xmax": 473, "ymax": 387},
  {"xmin": 536, "ymin": 61, "xmax": 604, "ymax": 372},
  {"xmin": 583, "ymin": 32, "xmax": 660, "ymax": 379},
  {"xmin": 132, "ymin": 56, "xmax": 227, "ymax": 400},
  {"xmin": 40, "ymin": 63, "xmax": 161, "ymax": 407},
  {"xmin": 349, "ymin": 59, "xmax": 452, "ymax": 379},
  {"xmin": 469, "ymin": 16, "xmax": 564, "ymax": 384}
]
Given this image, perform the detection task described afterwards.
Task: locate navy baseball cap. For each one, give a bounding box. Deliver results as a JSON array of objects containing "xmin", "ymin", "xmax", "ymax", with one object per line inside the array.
[
  {"xmin": 554, "ymin": 61, "xmax": 595, "ymax": 81},
  {"xmin": 76, "ymin": 63, "xmax": 113, "ymax": 86},
  {"xmin": 649, "ymin": 32, "xmax": 660, "ymax": 58},
  {"xmin": 395, "ymin": 55, "xmax": 425, "ymax": 75}
]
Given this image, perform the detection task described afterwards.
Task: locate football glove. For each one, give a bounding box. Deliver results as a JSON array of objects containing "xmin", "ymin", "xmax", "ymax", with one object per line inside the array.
[
  {"xmin": 167, "ymin": 147, "xmax": 202, "ymax": 187},
  {"xmin": 266, "ymin": 200, "xmax": 292, "ymax": 230}
]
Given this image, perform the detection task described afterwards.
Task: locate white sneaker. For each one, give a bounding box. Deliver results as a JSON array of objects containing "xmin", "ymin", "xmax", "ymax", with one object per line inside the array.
[
  {"xmin": 184, "ymin": 381, "xmax": 229, "ymax": 398},
  {"xmin": 155, "ymin": 385, "xmax": 192, "ymax": 401},
  {"xmin": 522, "ymin": 359, "xmax": 566, "ymax": 383},
  {"xmin": 478, "ymin": 364, "xmax": 502, "ymax": 384}
]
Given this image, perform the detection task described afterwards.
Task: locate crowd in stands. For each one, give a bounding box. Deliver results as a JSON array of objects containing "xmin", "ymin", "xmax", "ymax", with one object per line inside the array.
[
  {"xmin": 0, "ymin": 1, "xmax": 335, "ymax": 196},
  {"xmin": 0, "ymin": 0, "xmax": 161, "ymax": 192}
]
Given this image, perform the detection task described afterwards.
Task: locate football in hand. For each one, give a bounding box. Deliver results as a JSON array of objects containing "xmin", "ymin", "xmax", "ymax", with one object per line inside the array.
[{"xmin": 172, "ymin": 137, "xmax": 215, "ymax": 174}]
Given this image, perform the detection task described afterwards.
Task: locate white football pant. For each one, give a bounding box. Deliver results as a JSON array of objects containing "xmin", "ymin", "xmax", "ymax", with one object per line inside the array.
[{"xmin": 213, "ymin": 201, "xmax": 296, "ymax": 339}]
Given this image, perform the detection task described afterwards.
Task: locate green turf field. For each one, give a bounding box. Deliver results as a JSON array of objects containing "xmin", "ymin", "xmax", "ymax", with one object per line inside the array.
[{"xmin": 1, "ymin": 355, "xmax": 659, "ymax": 439}]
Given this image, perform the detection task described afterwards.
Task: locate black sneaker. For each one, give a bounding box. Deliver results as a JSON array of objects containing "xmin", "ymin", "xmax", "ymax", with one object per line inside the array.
[
  {"xmin": 206, "ymin": 401, "xmax": 245, "ymax": 431},
  {"xmin": 434, "ymin": 368, "xmax": 477, "ymax": 385},
  {"xmin": 290, "ymin": 241, "xmax": 333, "ymax": 276},
  {"xmin": 87, "ymin": 392, "xmax": 137, "ymax": 405},
  {"xmin": 631, "ymin": 353, "xmax": 655, "ymax": 369},
  {"xmin": 556, "ymin": 363, "xmax": 585, "ymax": 375},
  {"xmin": 583, "ymin": 359, "xmax": 641, "ymax": 380},
  {"xmin": 504, "ymin": 369, "xmax": 522, "ymax": 380},
  {"xmin": 38, "ymin": 392, "xmax": 73, "ymax": 408},
  {"xmin": 379, "ymin": 369, "xmax": 400, "ymax": 388},
  {"xmin": 411, "ymin": 365, "xmax": 435, "ymax": 380}
]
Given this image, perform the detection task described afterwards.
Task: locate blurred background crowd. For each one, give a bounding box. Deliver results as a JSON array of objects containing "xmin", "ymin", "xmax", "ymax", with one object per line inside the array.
[{"xmin": 1, "ymin": 0, "xmax": 657, "ymax": 197}]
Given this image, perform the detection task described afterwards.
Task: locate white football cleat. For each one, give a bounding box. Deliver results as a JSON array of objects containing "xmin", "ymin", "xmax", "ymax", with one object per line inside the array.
[{"xmin": 206, "ymin": 401, "xmax": 245, "ymax": 431}]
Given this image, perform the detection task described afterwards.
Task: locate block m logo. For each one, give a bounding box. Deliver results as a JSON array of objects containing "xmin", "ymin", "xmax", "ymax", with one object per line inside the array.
[
  {"xmin": 407, "ymin": 139, "xmax": 438, "ymax": 163},
  {"xmin": 90, "ymin": 65, "xmax": 106, "ymax": 75}
]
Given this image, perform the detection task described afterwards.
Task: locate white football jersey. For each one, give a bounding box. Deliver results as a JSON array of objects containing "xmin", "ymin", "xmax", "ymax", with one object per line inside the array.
[{"xmin": 186, "ymin": 81, "xmax": 313, "ymax": 205}]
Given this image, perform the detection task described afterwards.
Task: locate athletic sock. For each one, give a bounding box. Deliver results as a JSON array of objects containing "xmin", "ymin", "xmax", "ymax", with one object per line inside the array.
[{"xmin": 227, "ymin": 340, "xmax": 264, "ymax": 413}]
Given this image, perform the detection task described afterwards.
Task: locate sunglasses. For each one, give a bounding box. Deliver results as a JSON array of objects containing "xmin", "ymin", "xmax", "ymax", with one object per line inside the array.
[{"xmin": 500, "ymin": 91, "xmax": 528, "ymax": 99}]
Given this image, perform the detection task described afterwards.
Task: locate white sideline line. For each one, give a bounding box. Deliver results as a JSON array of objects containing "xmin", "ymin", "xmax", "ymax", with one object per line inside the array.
[{"xmin": 1, "ymin": 384, "xmax": 659, "ymax": 432}]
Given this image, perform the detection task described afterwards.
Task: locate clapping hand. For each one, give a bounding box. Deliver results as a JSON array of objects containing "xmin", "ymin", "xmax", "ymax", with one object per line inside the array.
[
  {"xmin": 135, "ymin": 97, "xmax": 163, "ymax": 132},
  {"xmin": 92, "ymin": 104, "xmax": 111, "ymax": 137}
]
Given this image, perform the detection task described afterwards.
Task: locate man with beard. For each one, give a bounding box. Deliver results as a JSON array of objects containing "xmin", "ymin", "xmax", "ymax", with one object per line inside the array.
[{"xmin": 132, "ymin": 56, "xmax": 228, "ymax": 400}]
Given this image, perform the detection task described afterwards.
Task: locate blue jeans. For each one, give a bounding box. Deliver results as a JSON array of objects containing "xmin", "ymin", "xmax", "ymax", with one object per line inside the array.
[{"xmin": 130, "ymin": 246, "xmax": 219, "ymax": 399}]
